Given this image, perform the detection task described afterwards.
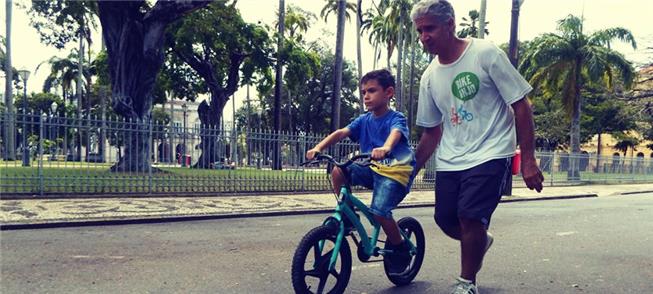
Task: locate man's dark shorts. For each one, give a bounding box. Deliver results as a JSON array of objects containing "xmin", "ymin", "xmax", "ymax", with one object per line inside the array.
[{"xmin": 434, "ymin": 158, "xmax": 510, "ymax": 229}]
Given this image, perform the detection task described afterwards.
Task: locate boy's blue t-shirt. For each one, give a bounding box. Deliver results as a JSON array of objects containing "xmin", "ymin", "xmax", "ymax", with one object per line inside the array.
[{"xmin": 345, "ymin": 110, "xmax": 416, "ymax": 187}]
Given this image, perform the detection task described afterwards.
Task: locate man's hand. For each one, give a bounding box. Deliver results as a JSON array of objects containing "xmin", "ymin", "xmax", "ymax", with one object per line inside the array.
[
  {"xmin": 521, "ymin": 157, "xmax": 544, "ymax": 192},
  {"xmin": 305, "ymin": 148, "xmax": 321, "ymax": 160},
  {"xmin": 371, "ymin": 146, "xmax": 391, "ymax": 160}
]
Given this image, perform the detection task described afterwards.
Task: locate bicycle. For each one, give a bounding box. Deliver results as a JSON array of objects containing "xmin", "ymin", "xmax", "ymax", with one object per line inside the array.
[{"xmin": 291, "ymin": 153, "xmax": 426, "ymax": 294}]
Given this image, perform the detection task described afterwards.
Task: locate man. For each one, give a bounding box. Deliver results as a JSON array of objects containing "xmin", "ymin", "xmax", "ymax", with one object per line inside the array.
[{"xmin": 410, "ymin": 1, "xmax": 544, "ymax": 293}]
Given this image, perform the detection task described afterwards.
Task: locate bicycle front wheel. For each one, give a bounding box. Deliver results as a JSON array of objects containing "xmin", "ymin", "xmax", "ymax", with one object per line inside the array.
[{"xmin": 291, "ymin": 225, "xmax": 352, "ymax": 294}]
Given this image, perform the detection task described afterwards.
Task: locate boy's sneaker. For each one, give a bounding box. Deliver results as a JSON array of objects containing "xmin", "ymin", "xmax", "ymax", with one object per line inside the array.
[
  {"xmin": 385, "ymin": 240, "xmax": 411, "ymax": 276},
  {"xmin": 451, "ymin": 277, "xmax": 478, "ymax": 294}
]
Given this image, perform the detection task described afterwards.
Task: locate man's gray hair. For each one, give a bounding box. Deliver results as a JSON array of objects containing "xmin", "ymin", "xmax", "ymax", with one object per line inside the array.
[{"xmin": 410, "ymin": 0, "xmax": 455, "ymax": 24}]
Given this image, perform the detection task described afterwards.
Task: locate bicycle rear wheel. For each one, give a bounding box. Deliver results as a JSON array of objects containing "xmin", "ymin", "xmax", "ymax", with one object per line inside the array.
[
  {"xmin": 291, "ymin": 225, "xmax": 352, "ymax": 294},
  {"xmin": 384, "ymin": 216, "xmax": 426, "ymax": 286}
]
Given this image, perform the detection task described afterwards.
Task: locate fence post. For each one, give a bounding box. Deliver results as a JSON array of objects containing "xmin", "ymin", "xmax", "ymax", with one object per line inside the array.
[
  {"xmin": 39, "ymin": 113, "xmax": 46, "ymax": 196},
  {"xmin": 148, "ymin": 117, "xmax": 153, "ymax": 195},
  {"xmin": 550, "ymin": 152, "xmax": 555, "ymax": 186}
]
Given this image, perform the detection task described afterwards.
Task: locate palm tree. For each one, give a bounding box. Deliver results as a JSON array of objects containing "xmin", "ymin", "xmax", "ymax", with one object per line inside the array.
[
  {"xmin": 320, "ymin": 0, "xmax": 356, "ymax": 22},
  {"xmin": 381, "ymin": 0, "xmax": 413, "ymax": 112},
  {"xmin": 277, "ymin": 5, "xmax": 316, "ymax": 41},
  {"xmin": 321, "ymin": 0, "xmax": 359, "ymax": 119},
  {"xmin": 332, "ymin": 0, "xmax": 346, "ymax": 131},
  {"xmin": 273, "ymin": 0, "xmax": 285, "ymax": 170},
  {"xmin": 3, "ymin": 0, "xmax": 16, "ymax": 160},
  {"xmin": 520, "ymin": 15, "xmax": 636, "ymax": 179},
  {"xmin": 36, "ymin": 50, "xmax": 96, "ymax": 159}
]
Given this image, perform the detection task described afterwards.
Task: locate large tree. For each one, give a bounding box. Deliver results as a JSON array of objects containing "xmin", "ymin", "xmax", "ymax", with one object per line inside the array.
[
  {"xmin": 165, "ymin": 1, "xmax": 272, "ymax": 169},
  {"xmin": 520, "ymin": 15, "xmax": 636, "ymax": 179},
  {"xmin": 96, "ymin": 1, "xmax": 210, "ymax": 172}
]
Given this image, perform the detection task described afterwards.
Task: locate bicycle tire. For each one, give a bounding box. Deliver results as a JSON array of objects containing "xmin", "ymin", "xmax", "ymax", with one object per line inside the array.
[
  {"xmin": 383, "ymin": 217, "xmax": 426, "ymax": 286},
  {"xmin": 291, "ymin": 225, "xmax": 352, "ymax": 294}
]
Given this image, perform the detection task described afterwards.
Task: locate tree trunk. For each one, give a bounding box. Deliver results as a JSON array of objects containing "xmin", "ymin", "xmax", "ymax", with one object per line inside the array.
[
  {"xmin": 408, "ymin": 32, "xmax": 416, "ymax": 132},
  {"xmin": 98, "ymin": 0, "xmax": 210, "ymax": 172},
  {"xmin": 4, "ymin": 0, "xmax": 16, "ymax": 160},
  {"xmin": 508, "ymin": 0, "xmax": 521, "ymax": 67},
  {"xmin": 172, "ymin": 46, "xmax": 246, "ymax": 169},
  {"xmin": 194, "ymin": 93, "xmax": 227, "ymax": 169},
  {"xmin": 595, "ymin": 133, "xmax": 602, "ymax": 172},
  {"xmin": 273, "ymin": 0, "xmax": 285, "ymax": 170},
  {"xmin": 478, "ymin": 0, "xmax": 487, "ymax": 39},
  {"xmin": 76, "ymin": 36, "xmax": 84, "ymax": 162},
  {"xmin": 332, "ymin": 0, "xmax": 346, "ymax": 131},
  {"xmin": 356, "ymin": 0, "xmax": 364, "ymax": 114},
  {"xmin": 568, "ymin": 59, "xmax": 582, "ymax": 180},
  {"xmin": 396, "ymin": 12, "xmax": 404, "ymax": 112}
]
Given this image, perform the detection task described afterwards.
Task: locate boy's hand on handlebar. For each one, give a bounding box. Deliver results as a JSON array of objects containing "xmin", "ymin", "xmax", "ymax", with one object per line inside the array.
[
  {"xmin": 306, "ymin": 148, "xmax": 321, "ymax": 160},
  {"xmin": 371, "ymin": 147, "xmax": 390, "ymax": 160}
]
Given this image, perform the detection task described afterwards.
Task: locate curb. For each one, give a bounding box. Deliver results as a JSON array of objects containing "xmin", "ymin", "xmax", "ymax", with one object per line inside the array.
[
  {"xmin": 0, "ymin": 193, "xmax": 601, "ymax": 230},
  {"xmin": 620, "ymin": 190, "xmax": 653, "ymax": 195}
]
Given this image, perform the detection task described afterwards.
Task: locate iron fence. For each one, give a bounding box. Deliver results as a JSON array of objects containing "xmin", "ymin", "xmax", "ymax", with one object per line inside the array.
[{"xmin": 1, "ymin": 112, "xmax": 652, "ymax": 197}]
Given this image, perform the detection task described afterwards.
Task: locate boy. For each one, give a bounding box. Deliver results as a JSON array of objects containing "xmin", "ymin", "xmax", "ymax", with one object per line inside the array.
[{"xmin": 306, "ymin": 69, "xmax": 416, "ymax": 275}]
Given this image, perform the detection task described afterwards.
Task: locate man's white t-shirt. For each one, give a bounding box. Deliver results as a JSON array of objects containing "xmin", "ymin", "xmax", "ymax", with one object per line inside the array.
[{"xmin": 416, "ymin": 38, "xmax": 532, "ymax": 171}]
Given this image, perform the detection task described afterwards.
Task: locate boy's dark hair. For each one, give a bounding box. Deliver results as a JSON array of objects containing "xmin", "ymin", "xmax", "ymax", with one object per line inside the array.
[{"xmin": 360, "ymin": 69, "xmax": 395, "ymax": 90}]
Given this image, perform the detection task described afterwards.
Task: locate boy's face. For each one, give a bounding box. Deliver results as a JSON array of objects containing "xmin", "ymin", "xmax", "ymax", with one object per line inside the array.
[{"xmin": 361, "ymin": 79, "xmax": 393, "ymax": 113}]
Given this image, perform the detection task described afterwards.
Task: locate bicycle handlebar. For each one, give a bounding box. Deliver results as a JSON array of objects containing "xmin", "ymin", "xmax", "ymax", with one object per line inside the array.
[{"xmin": 301, "ymin": 152, "xmax": 374, "ymax": 169}]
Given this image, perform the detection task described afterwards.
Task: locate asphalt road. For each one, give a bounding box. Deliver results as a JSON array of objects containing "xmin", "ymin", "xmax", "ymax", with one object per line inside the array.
[{"xmin": 1, "ymin": 193, "xmax": 652, "ymax": 294}]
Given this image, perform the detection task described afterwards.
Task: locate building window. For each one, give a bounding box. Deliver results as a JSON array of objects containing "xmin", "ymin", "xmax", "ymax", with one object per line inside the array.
[{"xmin": 173, "ymin": 121, "xmax": 182, "ymax": 133}]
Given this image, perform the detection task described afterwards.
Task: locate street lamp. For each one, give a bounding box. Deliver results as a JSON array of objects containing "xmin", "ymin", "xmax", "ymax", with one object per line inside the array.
[
  {"xmin": 50, "ymin": 101, "xmax": 58, "ymax": 159},
  {"xmin": 17, "ymin": 68, "xmax": 30, "ymax": 167},
  {"xmin": 181, "ymin": 103, "xmax": 188, "ymax": 167}
]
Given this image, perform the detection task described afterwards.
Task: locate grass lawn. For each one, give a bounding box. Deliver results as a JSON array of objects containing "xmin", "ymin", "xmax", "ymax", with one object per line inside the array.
[{"xmin": 1, "ymin": 160, "xmax": 651, "ymax": 195}]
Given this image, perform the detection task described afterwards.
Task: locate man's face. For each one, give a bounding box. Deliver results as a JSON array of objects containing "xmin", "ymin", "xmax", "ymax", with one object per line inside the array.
[
  {"xmin": 361, "ymin": 80, "xmax": 392, "ymax": 113},
  {"xmin": 414, "ymin": 16, "xmax": 452, "ymax": 55}
]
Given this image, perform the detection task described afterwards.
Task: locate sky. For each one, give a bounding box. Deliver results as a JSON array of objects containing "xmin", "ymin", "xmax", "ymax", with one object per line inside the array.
[{"xmin": 2, "ymin": 0, "xmax": 653, "ymax": 122}]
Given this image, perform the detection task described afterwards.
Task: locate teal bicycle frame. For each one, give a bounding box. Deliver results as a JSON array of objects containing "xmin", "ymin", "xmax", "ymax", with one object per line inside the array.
[{"xmin": 318, "ymin": 185, "xmax": 415, "ymax": 272}]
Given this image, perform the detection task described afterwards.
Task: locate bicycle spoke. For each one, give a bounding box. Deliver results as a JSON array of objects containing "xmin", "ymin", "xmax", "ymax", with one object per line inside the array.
[
  {"xmin": 317, "ymin": 275, "xmax": 328, "ymax": 293},
  {"xmin": 305, "ymin": 269, "xmax": 321, "ymax": 278}
]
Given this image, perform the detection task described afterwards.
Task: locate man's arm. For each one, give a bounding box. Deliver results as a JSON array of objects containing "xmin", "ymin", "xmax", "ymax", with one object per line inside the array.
[
  {"xmin": 306, "ymin": 128, "xmax": 351, "ymax": 160},
  {"xmin": 512, "ymin": 98, "xmax": 544, "ymax": 192},
  {"xmin": 414, "ymin": 125, "xmax": 443, "ymax": 172}
]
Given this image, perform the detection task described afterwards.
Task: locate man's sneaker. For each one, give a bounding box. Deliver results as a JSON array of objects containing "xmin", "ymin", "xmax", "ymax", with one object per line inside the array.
[
  {"xmin": 385, "ymin": 240, "xmax": 411, "ymax": 276},
  {"xmin": 451, "ymin": 277, "xmax": 478, "ymax": 294}
]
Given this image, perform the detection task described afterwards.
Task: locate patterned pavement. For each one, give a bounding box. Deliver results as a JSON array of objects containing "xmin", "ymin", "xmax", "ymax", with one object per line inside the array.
[{"xmin": 2, "ymin": 183, "xmax": 652, "ymax": 228}]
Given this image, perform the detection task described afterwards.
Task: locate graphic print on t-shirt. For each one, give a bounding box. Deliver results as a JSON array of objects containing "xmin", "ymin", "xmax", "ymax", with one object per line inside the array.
[
  {"xmin": 451, "ymin": 72, "xmax": 479, "ymax": 101},
  {"xmin": 450, "ymin": 72, "xmax": 479, "ymax": 126}
]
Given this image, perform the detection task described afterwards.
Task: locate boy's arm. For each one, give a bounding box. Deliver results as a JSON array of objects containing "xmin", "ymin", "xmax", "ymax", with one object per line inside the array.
[
  {"xmin": 415, "ymin": 125, "xmax": 442, "ymax": 172},
  {"xmin": 306, "ymin": 128, "xmax": 352, "ymax": 160},
  {"xmin": 371, "ymin": 129, "xmax": 403, "ymax": 160}
]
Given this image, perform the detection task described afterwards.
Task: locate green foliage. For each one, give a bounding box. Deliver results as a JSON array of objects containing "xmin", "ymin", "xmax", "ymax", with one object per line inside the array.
[
  {"xmin": 27, "ymin": 0, "xmax": 98, "ymax": 49},
  {"xmin": 251, "ymin": 43, "xmax": 359, "ymax": 134},
  {"xmin": 457, "ymin": 10, "xmax": 489, "ymax": 38},
  {"xmin": 15, "ymin": 92, "xmax": 62, "ymax": 115},
  {"xmin": 164, "ymin": 1, "xmax": 273, "ymax": 101}
]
